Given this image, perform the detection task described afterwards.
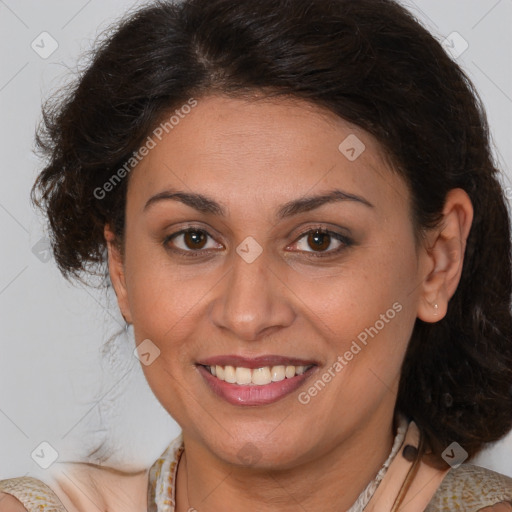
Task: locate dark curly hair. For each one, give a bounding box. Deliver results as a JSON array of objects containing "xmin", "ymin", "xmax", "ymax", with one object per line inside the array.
[{"xmin": 31, "ymin": 0, "xmax": 512, "ymax": 466}]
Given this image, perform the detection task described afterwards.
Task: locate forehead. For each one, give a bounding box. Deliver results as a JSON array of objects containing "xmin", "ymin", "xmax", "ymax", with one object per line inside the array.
[{"xmin": 127, "ymin": 94, "xmax": 409, "ymax": 217}]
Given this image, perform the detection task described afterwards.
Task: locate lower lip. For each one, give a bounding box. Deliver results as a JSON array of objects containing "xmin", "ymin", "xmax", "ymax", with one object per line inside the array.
[{"xmin": 197, "ymin": 365, "xmax": 316, "ymax": 406}]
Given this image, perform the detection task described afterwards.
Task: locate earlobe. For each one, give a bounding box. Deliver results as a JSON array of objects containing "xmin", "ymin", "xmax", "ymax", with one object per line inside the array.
[
  {"xmin": 417, "ymin": 188, "xmax": 474, "ymax": 323},
  {"xmin": 104, "ymin": 224, "xmax": 133, "ymax": 325}
]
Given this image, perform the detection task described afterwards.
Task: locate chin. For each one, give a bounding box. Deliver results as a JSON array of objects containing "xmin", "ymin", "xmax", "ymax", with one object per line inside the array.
[{"xmin": 201, "ymin": 428, "xmax": 316, "ymax": 471}]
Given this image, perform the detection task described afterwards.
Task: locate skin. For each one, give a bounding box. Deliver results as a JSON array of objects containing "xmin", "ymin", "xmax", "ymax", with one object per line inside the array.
[
  {"xmin": 94, "ymin": 93, "xmax": 475, "ymax": 512},
  {"xmin": 48, "ymin": 465, "xmax": 148, "ymax": 512},
  {"xmin": 0, "ymin": 95, "xmax": 476, "ymax": 512},
  {"xmin": 479, "ymin": 504, "xmax": 512, "ymax": 512},
  {"xmin": 0, "ymin": 493, "xmax": 27, "ymax": 511}
]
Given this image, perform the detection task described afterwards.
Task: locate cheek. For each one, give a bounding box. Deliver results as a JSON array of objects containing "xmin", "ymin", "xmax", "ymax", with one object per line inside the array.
[
  {"xmin": 294, "ymin": 236, "xmax": 418, "ymax": 373},
  {"xmin": 128, "ymin": 279, "xmax": 212, "ymax": 377},
  {"xmin": 123, "ymin": 233, "xmax": 213, "ymax": 337},
  {"xmin": 302, "ymin": 241, "xmax": 415, "ymax": 324},
  {"xmin": 125, "ymin": 255, "xmax": 208, "ymax": 422}
]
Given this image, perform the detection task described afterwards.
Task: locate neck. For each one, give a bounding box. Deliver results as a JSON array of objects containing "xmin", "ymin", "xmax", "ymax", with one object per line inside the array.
[
  {"xmin": 50, "ymin": 463, "xmax": 149, "ymax": 512},
  {"xmin": 176, "ymin": 413, "xmax": 395, "ymax": 512}
]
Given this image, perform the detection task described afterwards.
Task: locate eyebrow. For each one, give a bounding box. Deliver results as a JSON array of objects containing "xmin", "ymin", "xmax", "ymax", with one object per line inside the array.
[{"xmin": 143, "ymin": 188, "xmax": 374, "ymax": 218}]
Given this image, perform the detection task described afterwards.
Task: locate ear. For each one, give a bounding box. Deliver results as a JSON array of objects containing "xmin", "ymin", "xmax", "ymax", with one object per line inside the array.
[
  {"xmin": 104, "ymin": 223, "xmax": 133, "ymax": 325},
  {"xmin": 417, "ymin": 188, "xmax": 474, "ymax": 323}
]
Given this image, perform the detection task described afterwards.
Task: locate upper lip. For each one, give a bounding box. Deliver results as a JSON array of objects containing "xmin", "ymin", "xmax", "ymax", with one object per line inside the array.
[{"xmin": 197, "ymin": 355, "xmax": 318, "ymax": 369}]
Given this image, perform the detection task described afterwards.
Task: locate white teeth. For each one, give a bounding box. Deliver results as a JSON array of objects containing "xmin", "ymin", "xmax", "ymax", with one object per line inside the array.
[
  {"xmin": 224, "ymin": 365, "xmax": 236, "ymax": 383},
  {"xmin": 206, "ymin": 364, "xmax": 312, "ymax": 385},
  {"xmin": 271, "ymin": 365, "xmax": 286, "ymax": 382},
  {"xmin": 285, "ymin": 365, "xmax": 296, "ymax": 378},
  {"xmin": 252, "ymin": 367, "xmax": 272, "ymax": 385},
  {"xmin": 235, "ymin": 367, "xmax": 252, "ymax": 385}
]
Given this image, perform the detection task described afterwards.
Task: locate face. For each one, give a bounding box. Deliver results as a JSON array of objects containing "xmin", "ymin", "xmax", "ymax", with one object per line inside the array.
[{"xmin": 107, "ymin": 94, "xmax": 439, "ymax": 469}]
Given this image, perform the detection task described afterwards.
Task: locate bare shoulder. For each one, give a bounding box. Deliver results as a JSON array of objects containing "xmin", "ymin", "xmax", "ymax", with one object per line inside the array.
[{"xmin": 0, "ymin": 492, "xmax": 28, "ymax": 511}]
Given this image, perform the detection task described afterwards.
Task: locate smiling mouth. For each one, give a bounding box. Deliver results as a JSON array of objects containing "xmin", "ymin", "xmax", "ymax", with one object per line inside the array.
[{"xmin": 201, "ymin": 364, "xmax": 315, "ymax": 386}]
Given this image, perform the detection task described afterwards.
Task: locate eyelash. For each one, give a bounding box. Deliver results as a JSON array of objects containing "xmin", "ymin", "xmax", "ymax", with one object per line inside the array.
[
  {"xmin": 291, "ymin": 227, "xmax": 353, "ymax": 257},
  {"xmin": 163, "ymin": 225, "xmax": 353, "ymax": 259}
]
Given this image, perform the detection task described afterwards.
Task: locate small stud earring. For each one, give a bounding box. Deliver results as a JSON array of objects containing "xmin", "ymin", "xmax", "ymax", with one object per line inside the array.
[{"xmin": 433, "ymin": 303, "xmax": 439, "ymax": 316}]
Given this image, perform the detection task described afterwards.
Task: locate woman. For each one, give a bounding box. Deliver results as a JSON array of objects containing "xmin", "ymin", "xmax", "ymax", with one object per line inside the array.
[{"xmin": 1, "ymin": 0, "xmax": 511, "ymax": 510}]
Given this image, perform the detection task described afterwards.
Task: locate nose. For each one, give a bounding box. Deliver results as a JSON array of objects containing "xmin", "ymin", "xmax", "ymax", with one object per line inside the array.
[{"xmin": 209, "ymin": 248, "xmax": 296, "ymax": 341}]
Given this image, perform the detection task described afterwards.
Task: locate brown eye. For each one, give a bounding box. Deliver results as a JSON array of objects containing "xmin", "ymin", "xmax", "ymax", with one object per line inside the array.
[
  {"xmin": 183, "ymin": 230, "xmax": 207, "ymax": 249},
  {"xmin": 288, "ymin": 227, "xmax": 352, "ymax": 257},
  {"xmin": 165, "ymin": 228, "xmax": 223, "ymax": 254},
  {"xmin": 307, "ymin": 230, "xmax": 331, "ymax": 251}
]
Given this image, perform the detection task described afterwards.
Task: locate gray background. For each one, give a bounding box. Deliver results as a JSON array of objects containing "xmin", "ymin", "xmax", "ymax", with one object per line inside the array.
[{"xmin": 0, "ymin": 0, "xmax": 511, "ymax": 482}]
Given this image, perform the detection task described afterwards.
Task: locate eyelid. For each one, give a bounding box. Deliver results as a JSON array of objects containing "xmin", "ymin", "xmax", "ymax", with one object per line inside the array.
[
  {"xmin": 164, "ymin": 226, "xmax": 224, "ymax": 254},
  {"xmin": 163, "ymin": 224, "xmax": 353, "ymax": 257},
  {"xmin": 286, "ymin": 226, "xmax": 353, "ymax": 256}
]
